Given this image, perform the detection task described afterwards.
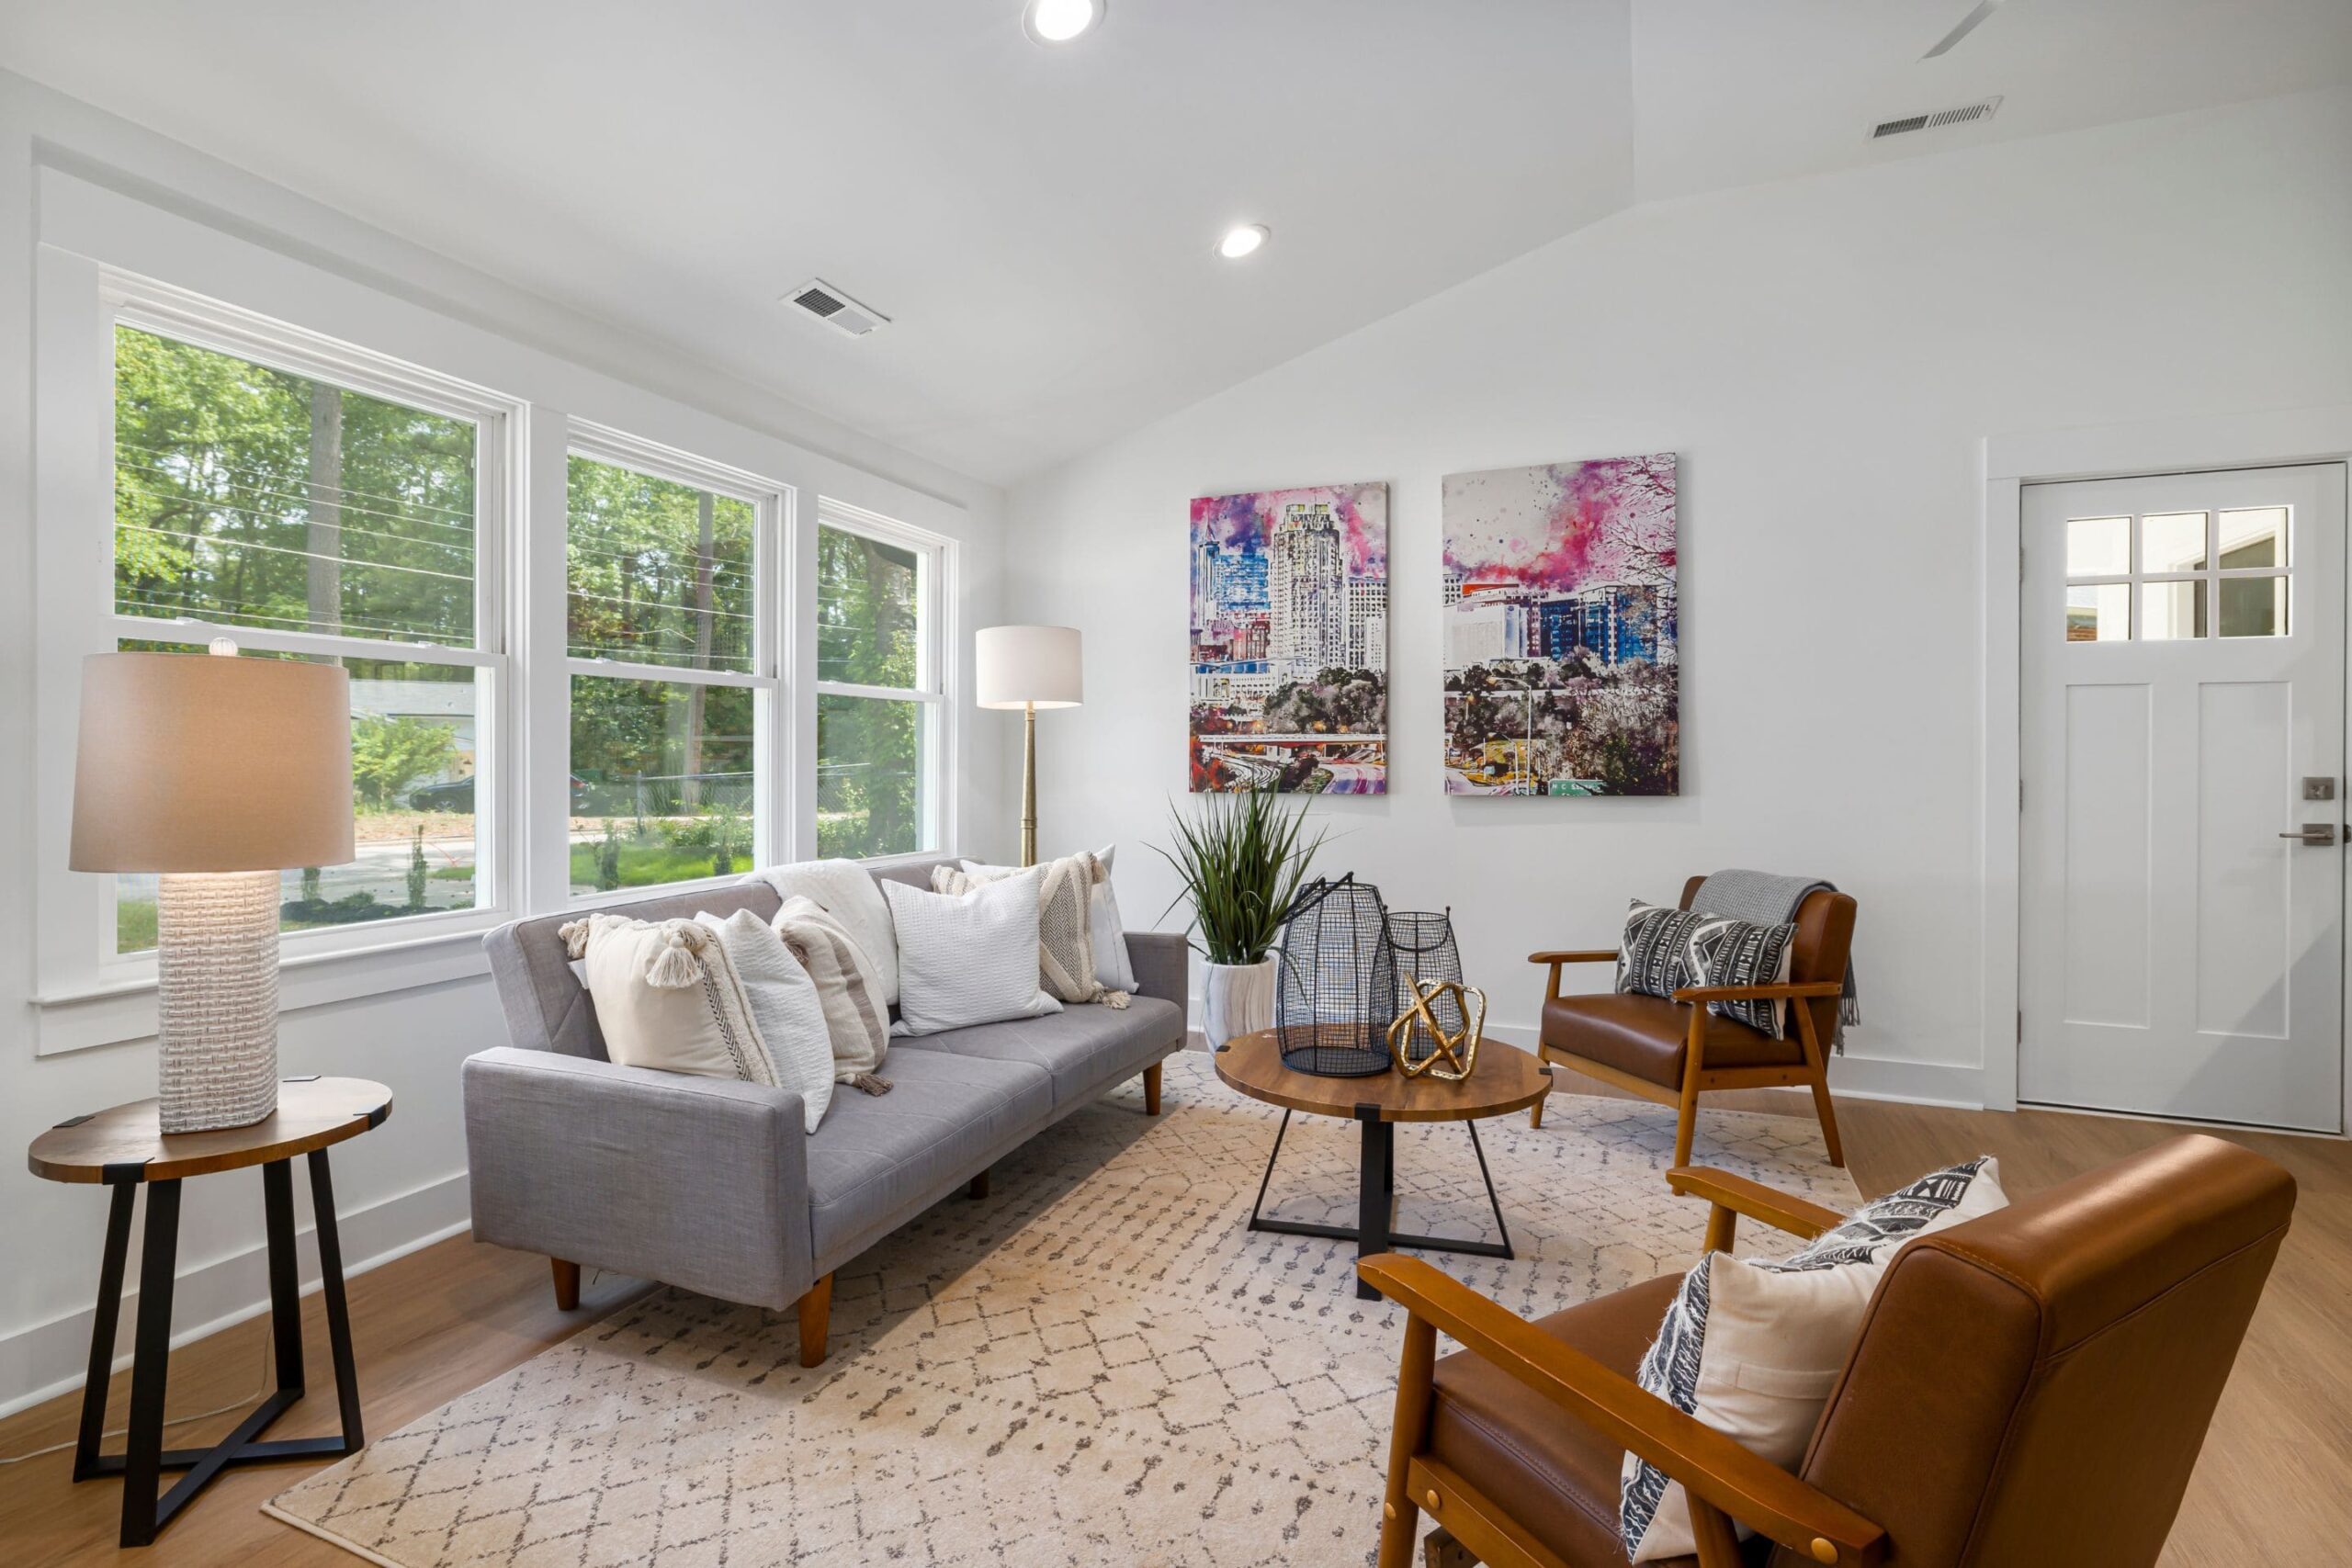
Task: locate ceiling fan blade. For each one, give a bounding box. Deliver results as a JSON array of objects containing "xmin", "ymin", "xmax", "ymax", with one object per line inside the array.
[{"xmin": 1922, "ymin": 0, "xmax": 2005, "ymax": 60}]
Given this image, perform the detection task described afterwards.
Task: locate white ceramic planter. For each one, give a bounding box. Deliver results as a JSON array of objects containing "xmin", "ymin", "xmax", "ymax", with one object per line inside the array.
[{"xmin": 1202, "ymin": 958, "xmax": 1278, "ymax": 1049}]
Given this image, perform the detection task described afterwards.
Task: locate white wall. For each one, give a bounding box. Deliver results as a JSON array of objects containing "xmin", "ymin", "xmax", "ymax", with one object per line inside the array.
[
  {"xmin": 1010, "ymin": 89, "xmax": 2352, "ymax": 1106},
  {"xmin": 0, "ymin": 71, "xmax": 1012, "ymax": 1416}
]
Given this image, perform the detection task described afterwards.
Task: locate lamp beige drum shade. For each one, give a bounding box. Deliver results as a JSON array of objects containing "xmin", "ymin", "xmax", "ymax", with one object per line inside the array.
[
  {"xmin": 975, "ymin": 625, "xmax": 1083, "ymax": 710},
  {"xmin": 70, "ymin": 650, "xmax": 356, "ymax": 873}
]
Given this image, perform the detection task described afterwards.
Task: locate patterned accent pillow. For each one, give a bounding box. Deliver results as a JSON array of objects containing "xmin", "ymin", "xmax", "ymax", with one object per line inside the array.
[
  {"xmin": 1618, "ymin": 1158, "xmax": 2008, "ymax": 1562},
  {"xmin": 936, "ymin": 851, "xmax": 1129, "ymax": 1007},
  {"xmin": 1681, "ymin": 914, "xmax": 1798, "ymax": 1039},
  {"xmin": 557, "ymin": 913, "xmax": 781, "ymax": 1090},
  {"xmin": 1615, "ymin": 899, "xmax": 1707, "ymax": 1000}
]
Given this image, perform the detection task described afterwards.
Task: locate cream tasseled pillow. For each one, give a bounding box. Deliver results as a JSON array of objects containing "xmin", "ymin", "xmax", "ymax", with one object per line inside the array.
[{"xmin": 559, "ymin": 913, "xmax": 781, "ymax": 1088}]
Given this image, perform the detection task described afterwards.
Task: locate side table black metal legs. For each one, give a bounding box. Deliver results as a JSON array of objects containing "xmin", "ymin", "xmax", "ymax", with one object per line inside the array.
[
  {"xmin": 1246, "ymin": 1108, "xmax": 1517, "ymax": 1300},
  {"xmin": 74, "ymin": 1150, "xmax": 365, "ymax": 1547}
]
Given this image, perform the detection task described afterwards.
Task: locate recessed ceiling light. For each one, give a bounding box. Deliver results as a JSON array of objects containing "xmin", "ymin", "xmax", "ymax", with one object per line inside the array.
[
  {"xmin": 1217, "ymin": 224, "xmax": 1270, "ymax": 260},
  {"xmin": 1023, "ymin": 0, "xmax": 1102, "ymax": 45}
]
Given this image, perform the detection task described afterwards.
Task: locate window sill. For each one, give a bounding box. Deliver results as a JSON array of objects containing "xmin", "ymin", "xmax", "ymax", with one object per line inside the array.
[{"xmin": 33, "ymin": 921, "xmax": 498, "ymax": 1057}]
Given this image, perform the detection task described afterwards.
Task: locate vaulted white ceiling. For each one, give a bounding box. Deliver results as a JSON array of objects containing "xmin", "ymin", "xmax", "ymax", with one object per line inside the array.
[{"xmin": 3, "ymin": 2, "xmax": 2346, "ymax": 485}]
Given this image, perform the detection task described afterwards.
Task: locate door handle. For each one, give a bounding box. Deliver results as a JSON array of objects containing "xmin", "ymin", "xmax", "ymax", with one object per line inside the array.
[{"xmin": 2278, "ymin": 824, "xmax": 2338, "ymax": 846}]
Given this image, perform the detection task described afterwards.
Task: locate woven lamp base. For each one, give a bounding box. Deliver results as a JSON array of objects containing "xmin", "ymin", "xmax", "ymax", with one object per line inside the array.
[{"xmin": 156, "ymin": 870, "xmax": 282, "ymax": 1134}]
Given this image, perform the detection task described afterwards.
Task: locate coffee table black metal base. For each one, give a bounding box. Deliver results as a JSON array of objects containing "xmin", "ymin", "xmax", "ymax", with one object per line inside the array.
[
  {"xmin": 1246, "ymin": 1106, "xmax": 1516, "ymax": 1300},
  {"xmin": 74, "ymin": 1150, "xmax": 365, "ymax": 1547}
]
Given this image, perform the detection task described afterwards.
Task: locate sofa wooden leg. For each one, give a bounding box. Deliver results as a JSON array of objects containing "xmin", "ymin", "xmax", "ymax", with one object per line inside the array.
[
  {"xmin": 1377, "ymin": 1314, "xmax": 1437, "ymax": 1568},
  {"xmin": 550, "ymin": 1258, "xmax": 580, "ymax": 1312},
  {"xmin": 797, "ymin": 1273, "xmax": 834, "ymax": 1368},
  {"xmin": 1143, "ymin": 1061, "xmax": 1162, "ymax": 1116},
  {"xmin": 968, "ymin": 1168, "xmax": 990, "ymax": 1200}
]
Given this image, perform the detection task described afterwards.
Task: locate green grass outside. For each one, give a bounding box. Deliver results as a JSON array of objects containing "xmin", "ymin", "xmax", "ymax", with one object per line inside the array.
[{"xmin": 569, "ymin": 840, "xmax": 737, "ymax": 891}]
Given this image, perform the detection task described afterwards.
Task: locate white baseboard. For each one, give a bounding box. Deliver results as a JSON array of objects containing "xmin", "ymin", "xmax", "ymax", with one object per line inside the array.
[{"xmin": 0, "ymin": 1168, "xmax": 472, "ymax": 1421}]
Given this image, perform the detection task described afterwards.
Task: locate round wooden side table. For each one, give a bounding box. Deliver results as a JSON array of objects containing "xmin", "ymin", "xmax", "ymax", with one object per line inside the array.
[
  {"xmin": 1212, "ymin": 1031, "xmax": 1551, "ymax": 1299},
  {"xmin": 27, "ymin": 1076, "xmax": 392, "ymax": 1548}
]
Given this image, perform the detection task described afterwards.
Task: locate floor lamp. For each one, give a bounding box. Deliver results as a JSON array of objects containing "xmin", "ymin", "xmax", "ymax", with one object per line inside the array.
[
  {"xmin": 975, "ymin": 626, "xmax": 1082, "ymax": 867},
  {"xmin": 70, "ymin": 644, "xmax": 355, "ymax": 1133}
]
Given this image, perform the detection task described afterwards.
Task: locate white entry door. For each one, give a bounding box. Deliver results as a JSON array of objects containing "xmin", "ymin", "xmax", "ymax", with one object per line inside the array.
[{"xmin": 2020, "ymin": 464, "xmax": 2347, "ymax": 1132}]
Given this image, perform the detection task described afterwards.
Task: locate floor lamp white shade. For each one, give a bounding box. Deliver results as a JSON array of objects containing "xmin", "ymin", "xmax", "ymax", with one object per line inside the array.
[
  {"xmin": 976, "ymin": 626, "xmax": 1082, "ymax": 866},
  {"xmin": 71, "ymin": 649, "xmax": 354, "ymax": 1133}
]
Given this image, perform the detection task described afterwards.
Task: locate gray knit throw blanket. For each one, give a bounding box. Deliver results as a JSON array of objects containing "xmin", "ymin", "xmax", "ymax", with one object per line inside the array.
[{"xmin": 1690, "ymin": 869, "xmax": 1860, "ymax": 1053}]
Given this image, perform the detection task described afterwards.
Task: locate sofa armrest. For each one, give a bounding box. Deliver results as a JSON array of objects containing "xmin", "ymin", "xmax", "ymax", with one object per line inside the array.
[
  {"xmin": 462, "ymin": 1047, "xmax": 813, "ymax": 1310},
  {"xmin": 1124, "ymin": 930, "xmax": 1190, "ymax": 1012}
]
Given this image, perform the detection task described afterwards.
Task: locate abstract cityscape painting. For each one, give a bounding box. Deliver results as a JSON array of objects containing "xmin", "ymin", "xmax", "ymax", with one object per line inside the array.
[
  {"xmin": 1441, "ymin": 453, "xmax": 1679, "ymax": 795},
  {"xmin": 1190, "ymin": 482, "xmax": 1388, "ymax": 793}
]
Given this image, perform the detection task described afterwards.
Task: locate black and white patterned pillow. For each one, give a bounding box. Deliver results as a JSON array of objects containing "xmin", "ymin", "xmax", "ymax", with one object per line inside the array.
[
  {"xmin": 1681, "ymin": 914, "xmax": 1798, "ymax": 1039},
  {"xmin": 1615, "ymin": 900, "xmax": 1706, "ymax": 1000},
  {"xmin": 1618, "ymin": 1157, "xmax": 2007, "ymax": 1562}
]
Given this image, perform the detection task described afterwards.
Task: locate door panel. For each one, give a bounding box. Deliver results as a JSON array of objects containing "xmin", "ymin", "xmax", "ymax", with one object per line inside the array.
[{"xmin": 2020, "ymin": 463, "xmax": 2346, "ymax": 1132}]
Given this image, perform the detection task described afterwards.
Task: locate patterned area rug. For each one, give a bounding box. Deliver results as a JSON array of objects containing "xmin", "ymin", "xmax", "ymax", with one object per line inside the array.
[{"xmin": 267, "ymin": 1049, "xmax": 1859, "ymax": 1567}]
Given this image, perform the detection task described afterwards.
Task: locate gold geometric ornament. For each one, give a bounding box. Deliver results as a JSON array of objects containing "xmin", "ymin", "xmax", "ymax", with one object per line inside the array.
[{"xmin": 1386, "ymin": 978, "xmax": 1487, "ymax": 1081}]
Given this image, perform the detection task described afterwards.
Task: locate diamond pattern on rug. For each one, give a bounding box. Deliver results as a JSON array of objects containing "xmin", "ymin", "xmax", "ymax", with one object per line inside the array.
[{"xmin": 268, "ymin": 1049, "xmax": 1859, "ymax": 1567}]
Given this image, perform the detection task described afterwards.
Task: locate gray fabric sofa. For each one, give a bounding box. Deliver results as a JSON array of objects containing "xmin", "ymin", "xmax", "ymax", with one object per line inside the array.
[{"xmin": 464, "ymin": 854, "xmax": 1189, "ymax": 1364}]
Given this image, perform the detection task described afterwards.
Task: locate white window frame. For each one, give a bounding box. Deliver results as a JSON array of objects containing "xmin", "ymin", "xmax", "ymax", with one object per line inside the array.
[
  {"xmin": 809, "ymin": 497, "xmax": 956, "ymax": 862},
  {"xmin": 33, "ymin": 265, "xmax": 525, "ymax": 1049},
  {"xmin": 560, "ymin": 423, "xmax": 790, "ymax": 909}
]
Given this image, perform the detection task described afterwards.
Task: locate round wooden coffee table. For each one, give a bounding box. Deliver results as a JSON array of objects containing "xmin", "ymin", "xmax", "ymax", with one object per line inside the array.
[
  {"xmin": 28, "ymin": 1077, "xmax": 391, "ymax": 1547},
  {"xmin": 1213, "ymin": 1031, "xmax": 1552, "ymax": 1299}
]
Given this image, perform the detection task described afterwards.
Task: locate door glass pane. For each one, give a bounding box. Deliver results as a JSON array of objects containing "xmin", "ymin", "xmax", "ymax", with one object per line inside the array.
[
  {"xmin": 114, "ymin": 327, "xmax": 479, "ymax": 646},
  {"xmin": 2217, "ymin": 575, "xmax": 2288, "ymax": 638},
  {"xmin": 568, "ymin": 675, "xmax": 756, "ymax": 892},
  {"xmin": 2139, "ymin": 513, "xmax": 2207, "ymax": 574},
  {"xmin": 2065, "ymin": 583, "xmax": 2129, "ymax": 642},
  {"xmin": 2139, "ymin": 580, "xmax": 2204, "ymax": 641},
  {"xmin": 2065, "ymin": 515, "xmax": 2130, "ymax": 577},
  {"xmin": 565, "ymin": 456, "xmax": 755, "ymax": 671},
  {"xmin": 816, "ymin": 524, "xmax": 921, "ymax": 687},
  {"xmin": 112, "ymin": 644, "xmax": 483, "ymax": 952},
  {"xmin": 2217, "ymin": 507, "xmax": 2288, "ymax": 570},
  {"xmin": 817, "ymin": 694, "xmax": 927, "ymax": 858}
]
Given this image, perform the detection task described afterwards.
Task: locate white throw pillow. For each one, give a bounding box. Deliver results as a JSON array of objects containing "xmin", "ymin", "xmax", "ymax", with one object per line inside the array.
[
  {"xmin": 936, "ymin": 852, "xmax": 1125, "ymax": 1007},
  {"xmin": 559, "ymin": 913, "xmax": 780, "ymax": 1089},
  {"xmin": 883, "ymin": 870, "xmax": 1064, "ymax": 1035},
  {"xmin": 1619, "ymin": 1157, "xmax": 2009, "ymax": 1562},
  {"xmin": 961, "ymin": 845, "xmax": 1135, "ymax": 994},
  {"xmin": 770, "ymin": 895, "xmax": 892, "ymax": 1089},
  {"xmin": 745, "ymin": 859, "xmax": 900, "ymax": 1006},
  {"xmin": 695, "ymin": 908, "xmax": 835, "ymax": 1133}
]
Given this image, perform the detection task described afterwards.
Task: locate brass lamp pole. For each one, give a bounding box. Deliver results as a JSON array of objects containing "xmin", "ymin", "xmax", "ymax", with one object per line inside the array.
[{"xmin": 976, "ymin": 626, "xmax": 1083, "ymax": 867}]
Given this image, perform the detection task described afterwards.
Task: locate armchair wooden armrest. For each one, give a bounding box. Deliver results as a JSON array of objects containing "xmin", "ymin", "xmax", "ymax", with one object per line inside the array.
[
  {"xmin": 1360, "ymin": 1254, "xmax": 1884, "ymax": 1567},
  {"xmin": 1670, "ymin": 979, "xmax": 1844, "ymax": 1004},
  {"xmin": 1668, "ymin": 1165, "xmax": 1842, "ymax": 1251},
  {"xmin": 1531, "ymin": 949, "xmax": 1617, "ymax": 1004}
]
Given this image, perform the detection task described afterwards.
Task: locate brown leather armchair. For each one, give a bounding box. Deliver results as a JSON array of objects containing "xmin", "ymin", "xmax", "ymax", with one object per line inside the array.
[
  {"xmin": 1360, "ymin": 1134, "xmax": 2294, "ymax": 1568},
  {"xmin": 1531, "ymin": 877, "xmax": 1854, "ymax": 1168}
]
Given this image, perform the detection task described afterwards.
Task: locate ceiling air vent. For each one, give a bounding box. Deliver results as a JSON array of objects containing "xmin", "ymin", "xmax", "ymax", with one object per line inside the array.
[
  {"xmin": 1871, "ymin": 95, "xmax": 2002, "ymax": 141},
  {"xmin": 783, "ymin": 278, "xmax": 890, "ymax": 337}
]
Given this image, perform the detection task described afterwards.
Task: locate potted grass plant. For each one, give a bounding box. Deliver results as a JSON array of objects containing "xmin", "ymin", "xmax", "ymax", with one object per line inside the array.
[{"xmin": 1157, "ymin": 789, "xmax": 1325, "ymax": 1048}]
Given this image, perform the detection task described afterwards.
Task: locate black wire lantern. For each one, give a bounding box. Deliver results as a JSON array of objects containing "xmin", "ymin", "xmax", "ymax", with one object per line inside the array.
[
  {"xmin": 1274, "ymin": 874, "xmax": 1397, "ymax": 1077},
  {"xmin": 1386, "ymin": 908, "xmax": 1464, "ymax": 1067}
]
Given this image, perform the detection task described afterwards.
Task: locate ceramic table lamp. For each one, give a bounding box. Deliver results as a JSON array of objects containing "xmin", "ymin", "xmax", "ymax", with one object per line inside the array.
[
  {"xmin": 70, "ymin": 644, "xmax": 354, "ymax": 1134},
  {"xmin": 975, "ymin": 626, "xmax": 1082, "ymax": 867}
]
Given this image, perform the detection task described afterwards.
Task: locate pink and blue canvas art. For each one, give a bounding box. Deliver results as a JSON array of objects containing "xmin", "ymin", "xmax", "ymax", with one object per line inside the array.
[
  {"xmin": 1441, "ymin": 453, "xmax": 1679, "ymax": 795},
  {"xmin": 1189, "ymin": 482, "xmax": 1387, "ymax": 793}
]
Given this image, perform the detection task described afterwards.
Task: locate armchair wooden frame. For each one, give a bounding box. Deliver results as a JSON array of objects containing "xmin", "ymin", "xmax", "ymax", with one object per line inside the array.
[
  {"xmin": 1363, "ymin": 1167, "xmax": 1883, "ymax": 1568},
  {"xmin": 1529, "ymin": 952, "xmax": 1847, "ymax": 1168}
]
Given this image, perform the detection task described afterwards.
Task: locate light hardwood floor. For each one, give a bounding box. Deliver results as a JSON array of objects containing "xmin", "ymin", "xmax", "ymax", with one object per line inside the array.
[{"xmin": 4, "ymin": 1083, "xmax": 2346, "ymax": 1567}]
